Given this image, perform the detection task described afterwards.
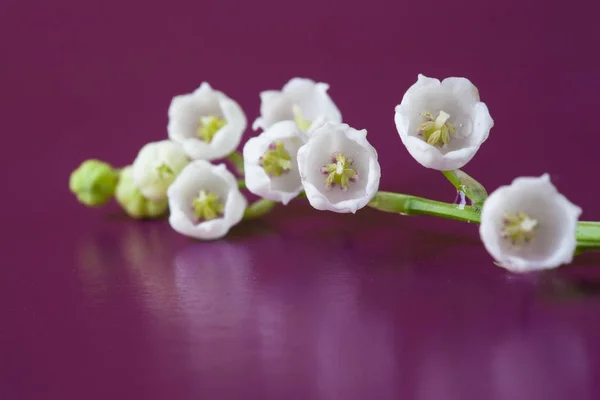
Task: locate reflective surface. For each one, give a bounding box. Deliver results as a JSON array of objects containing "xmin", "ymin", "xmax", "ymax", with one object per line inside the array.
[
  {"xmin": 3, "ymin": 208, "xmax": 600, "ymax": 399},
  {"xmin": 2, "ymin": 0, "xmax": 600, "ymax": 398}
]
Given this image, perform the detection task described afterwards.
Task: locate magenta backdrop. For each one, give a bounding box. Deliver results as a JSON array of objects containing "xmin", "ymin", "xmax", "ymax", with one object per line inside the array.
[{"xmin": 1, "ymin": 0, "xmax": 600, "ymax": 399}]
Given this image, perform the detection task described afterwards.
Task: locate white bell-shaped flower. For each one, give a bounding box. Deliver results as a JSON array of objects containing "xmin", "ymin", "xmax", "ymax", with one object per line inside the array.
[
  {"xmin": 167, "ymin": 82, "xmax": 247, "ymax": 161},
  {"xmin": 243, "ymin": 120, "xmax": 306, "ymax": 204},
  {"xmin": 394, "ymin": 74, "xmax": 494, "ymax": 171},
  {"xmin": 479, "ymin": 174, "xmax": 582, "ymax": 272},
  {"xmin": 297, "ymin": 122, "xmax": 380, "ymax": 213},
  {"xmin": 131, "ymin": 140, "xmax": 190, "ymax": 201},
  {"xmin": 252, "ymin": 77, "xmax": 342, "ymax": 132},
  {"xmin": 167, "ymin": 160, "xmax": 247, "ymax": 240}
]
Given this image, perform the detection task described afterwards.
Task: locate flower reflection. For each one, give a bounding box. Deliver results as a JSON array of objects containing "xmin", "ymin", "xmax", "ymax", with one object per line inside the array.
[
  {"xmin": 413, "ymin": 318, "xmax": 590, "ymax": 400},
  {"xmin": 76, "ymin": 231, "xmax": 120, "ymax": 301},
  {"xmin": 173, "ymin": 242, "xmax": 254, "ymax": 376},
  {"xmin": 538, "ymin": 274, "xmax": 600, "ymax": 301},
  {"xmin": 76, "ymin": 222, "xmax": 180, "ymax": 320},
  {"xmin": 312, "ymin": 260, "xmax": 399, "ymax": 399},
  {"xmin": 491, "ymin": 324, "xmax": 590, "ymax": 400},
  {"xmin": 120, "ymin": 223, "xmax": 180, "ymax": 321}
]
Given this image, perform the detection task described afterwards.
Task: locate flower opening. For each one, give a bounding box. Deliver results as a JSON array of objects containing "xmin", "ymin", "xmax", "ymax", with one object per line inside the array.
[
  {"xmin": 394, "ymin": 74, "xmax": 494, "ymax": 170},
  {"xmin": 168, "ymin": 161, "xmax": 247, "ymax": 240},
  {"xmin": 479, "ymin": 174, "xmax": 582, "ymax": 272},
  {"xmin": 419, "ymin": 110, "xmax": 457, "ymax": 146},
  {"xmin": 297, "ymin": 122, "xmax": 380, "ymax": 213},
  {"xmin": 259, "ymin": 141, "xmax": 292, "ymax": 177},
  {"xmin": 168, "ymin": 82, "xmax": 247, "ymax": 161},
  {"xmin": 197, "ymin": 116, "xmax": 227, "ymax": 143},
  {"xmin": 501, "ymin": 212, "xmax": 539, "ymax": 247},
  {"xmin": 155, "ymin": 163, "xmax": 175, "ymax": 179},
  {"xmin": 320, "ymin": 152, "xmax": 358, "ymax": 191},
  {"xmin": 192, "ymin": 189, "xmax": 225, "ymax": 221}
]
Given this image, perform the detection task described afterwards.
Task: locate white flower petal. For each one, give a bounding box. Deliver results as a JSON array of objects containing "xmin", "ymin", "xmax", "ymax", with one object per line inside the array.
[
  {"xmin": 131, "ymin": 140, "xmax": 190, "ymax": 201},
  {"xmin": 167, "ymin": 161, "xmax": 247, "ymax": 240},
  {"xmin": 479, "ymin": 174, "xmax": 582, "ymax": 272},
  {"xmin": 282, "ymin": 78, "xmax": 342, "ymax": 123},
  {"xmin": 252, "ymin": 91, "xmax": 294, "ymax": 131},
  {"xmin": 297, "ymin": 122, "xmax": 380, "ymax": 213},
  {"xmin": 395, "ymin": 74, "xmax": 494, "ymax": 170},
  {"xmin": 243, "ymin": 120, "xmax": 306, "ymax": 205},
  {"xmin": 253, "ymin": 77, "xmax": 342, "ymax": 131},
  {"xmin": 167, "ymin": 83, "xmax": 247, "ymax": 161},
  {"xmin": 441, "ymin": 77, "xmax": 481, "ymax": 105}
]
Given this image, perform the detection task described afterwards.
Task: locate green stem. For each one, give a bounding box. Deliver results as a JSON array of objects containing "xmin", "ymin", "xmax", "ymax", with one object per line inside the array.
[
  {"xmin": 369, "ymin": 191, "xmax": 600, "ymax": 252},
  {"xmin": 227, "ymin": 151, "xmax": 245, "ymax": 175},
  {"xmin": 441, "ymin": 169, "xmax": 488, "ymax": 210},
  {"xmin": 368, "ymin": 191, "xmax": 481, "ymax": 223},
  {"xmin": 575, "ymin": 222, "xmax": 600, "ymax": 253},
  {"xmin": 243, "ymin": 199, "xmax": 277, "ymax": 220},
  {"xmin": 237, "ymin": 179, "xmax": 246, "ymax": 190}
]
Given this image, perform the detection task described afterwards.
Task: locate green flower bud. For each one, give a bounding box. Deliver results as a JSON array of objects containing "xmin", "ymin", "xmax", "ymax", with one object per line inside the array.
[
  {"xmin": 115, "ymin": 166, "xmax": 168, "ymax": 219},
  {"xmin": 69, "ymin": 159, "xmax": 119, "ymax": 207}
]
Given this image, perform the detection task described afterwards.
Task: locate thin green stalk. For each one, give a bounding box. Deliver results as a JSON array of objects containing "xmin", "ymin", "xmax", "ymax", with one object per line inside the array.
[
  {"xmin": 368, "ymin": 191, "xmax": 481, "ymax": 223},
  {"xmin": 243, "ymin": 199, "xmax": 277, "ymax": 220},
  {"xmin": 575, "ymin": 223, "xmax": 600, "ymax": 252},
  {"xmin": 441, "ymin": 169, "xmax": 488, "ymax": 210},
  {"xmin": 228, "ymin": 151, "xmax": 245, "ymax": 175},
  {"xmin": 368, "ymin": 191, "xmax": 600, "ymax": 253}
]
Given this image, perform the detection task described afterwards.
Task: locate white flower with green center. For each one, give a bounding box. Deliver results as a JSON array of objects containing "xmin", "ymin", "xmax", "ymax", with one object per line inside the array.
[
  {"xmin": 394, "ymin": 74, "xmax": 494, "ymax": 171},
  {"xmin": 479, "ymin": 174, "xmax": 582, "ymax": 273},
  {"xmin": 297, "ymin": 122, "xmax": 380, "ymax": 213},
  {"xmin": 252, "ymin": 77, "xmax": 342, "ymax": 132},
  {"xmin": 167, "ymin": 160, "xmax": 247, "ymax": 240},
  {"xmin": 131, "ymin": 140, "xmax": 190, "ymax": 201},
  {"xmin": 243, "ymin": 121, "xmax": 306, "ymax": 204},
  {"xmin": 168, "ymin": 82, "xmax": 247, "ymax": 161}
]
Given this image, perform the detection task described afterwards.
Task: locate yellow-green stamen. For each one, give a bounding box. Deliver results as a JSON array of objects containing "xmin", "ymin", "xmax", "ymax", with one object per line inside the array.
[
  {"xmin": 419, "ymin": 110, "xmax": 457, "ymax": 146},
  {"xmin": 501, "ymin": 212, "xmax": 538, "ymax": 247},
  {"xmin": 259, "ymin": 141, "xmax": 292, "ymax": 177},
  {"xmin": 321, "ymin": 152, "xmax": 358, "ymax": 191},
  {"xmin": 192, "ymin": 190, "xmax": 224, "ymax": 221},
  {"xmin": 155, "ymin": 163, "xmax": 174, "ymax": 179},
  {"xmin": 293, "ymin": 105, "xmax": 312, "ymax": 132},
  {"xmin": 197, "ymin": 116, "xmax": 226, "ymax": 143}
]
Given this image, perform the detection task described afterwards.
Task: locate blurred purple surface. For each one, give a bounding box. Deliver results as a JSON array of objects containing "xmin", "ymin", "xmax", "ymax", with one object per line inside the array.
[{"xmin": 2, "ymin": 0, "xmax": 600, "ymax": 399}]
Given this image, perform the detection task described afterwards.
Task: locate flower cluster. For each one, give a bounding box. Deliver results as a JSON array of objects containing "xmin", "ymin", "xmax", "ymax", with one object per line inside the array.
[
  {"xmin": 244, "ymin": 120, "xmax": 381, "ymax": 213},
  {"xmin": 70, "ymin": 74, "xmax": 596, "ymax": 272}
]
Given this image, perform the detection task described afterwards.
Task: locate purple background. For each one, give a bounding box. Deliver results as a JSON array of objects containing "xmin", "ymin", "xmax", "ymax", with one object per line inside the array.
[{"xmin": 2, "ymin": 0, "xmax": 600, "ymax": 399}]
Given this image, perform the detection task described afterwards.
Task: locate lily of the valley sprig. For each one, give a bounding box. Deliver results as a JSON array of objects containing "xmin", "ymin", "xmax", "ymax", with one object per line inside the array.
[{"xmin": 69, "ymin": 75, "xmax": 600, "ymax": 273}]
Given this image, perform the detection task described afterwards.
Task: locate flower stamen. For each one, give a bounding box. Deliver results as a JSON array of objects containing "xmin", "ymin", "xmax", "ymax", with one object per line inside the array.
[
  {"xmin": 320, "ymin": 152, "xmax": 358, "ymax": 191},
  {"xmin": 293, "ymin": 105, "xmax": 312, "ymax": 132},
  {"xmin": 155, "ymin": 163, "xmax": 174, "ymax": 179},
  {"xmin": 192, "ymin": 189, "xmax": 224, "ymax": 221},
  {"xmin": 419, "ymin": 110, "xmax": 456, "ymax": 147},
  {"xmin": 501, "ymin": 212, "xmax": 539, "ymax": 247},
  {"xmin": 259, "ymin": 141, "xmax": 292, "ymax": 177},
  {"xmin": 197, "ymin": 116, "xmax": 227, "ymax": 143}
]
